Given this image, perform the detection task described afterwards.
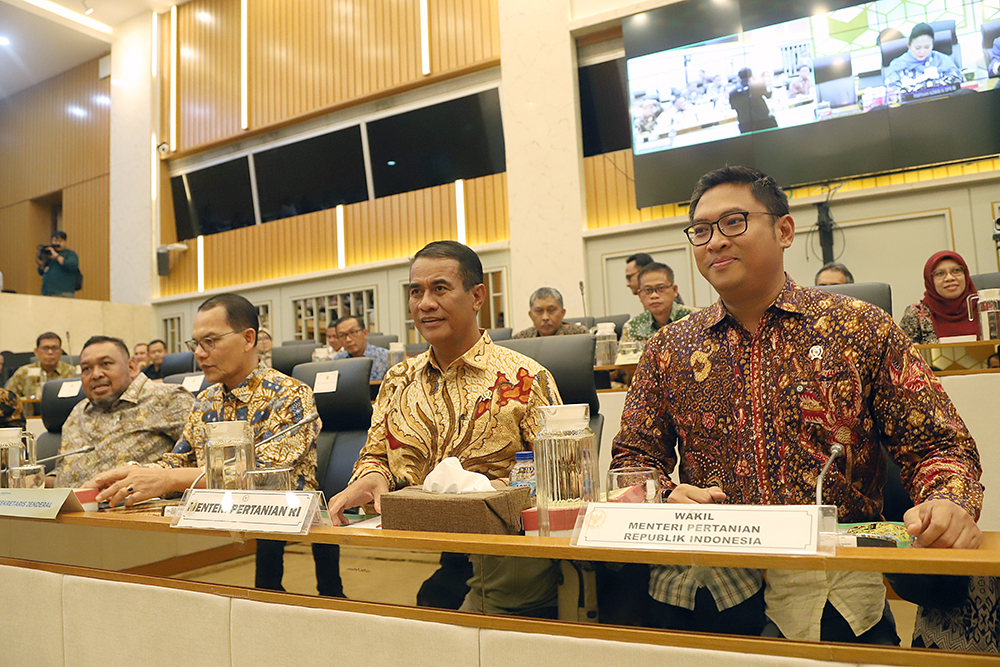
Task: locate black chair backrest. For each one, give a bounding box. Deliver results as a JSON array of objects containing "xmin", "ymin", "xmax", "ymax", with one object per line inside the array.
[
  {"xmin": 971, "ymin": 272, "xmax": 1000, "ymax": 290},
  {"xmin": 564, "ymin": 316, "xmax": 596, "ymax": 330},
  {"xmin": 487, "ymin": 327, "xmax": 512, "ymax": 341},
  {"xmin": 60, "ymin": 355, "xmax": 80, "ymax": 366},
  {"xmin": 271, "ymin": 343, "xmax": 320, "ymax": 376},
  {"xmin": 282, "ymin": 339, "xmax": 318, "ymax": 346},
  {"xmin": 0, "ymin": 351, "xmax": 33, "ymax": 386},
  {"xmin": 594, "ymin": 314, "xmax": 629, "ymax": 340},
  {"xmin": 292, "ymin": 358, "xmax": 374, "ymax": 497},
  {"xmin": 367, "ymin": 334, "xmax": 398, "ymax": 349},
  {"xmin": 496, "ymin": 335, "xmax": 603, "ymax": 443},
  {"xmin": 880, "ymin": 37, "xmax": 908, "ymax": 68},
  {"xmin": 815, "ymin": 281, "xmax": 892, "ymax": 317},
  {"xmin": 159, "ymin": 352, "xmax": 197, "ymax": 376},
  {"xmin": 39, "ymin": 377, "xmax": 86, "ymax": 433},
  {"xmin": 163, "ymin": 372, "xmax": 213, "ymax": 395}
]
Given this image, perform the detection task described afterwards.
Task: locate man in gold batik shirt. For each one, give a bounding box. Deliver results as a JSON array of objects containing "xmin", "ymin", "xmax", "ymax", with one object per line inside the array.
[
  {"xmin": 52, "ymin": 335, "xmax": 195, "ymax": 488},
  {"xmin": 329, "ymin": 240, "xmax": 563, "ymax": 617}
]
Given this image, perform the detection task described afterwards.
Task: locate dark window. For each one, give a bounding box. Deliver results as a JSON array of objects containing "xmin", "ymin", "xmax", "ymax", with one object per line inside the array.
[
  {"xmin": 366, "ymin": 89, "xmax": 506, "ymax": 198},
  {"xmin": 170, "ymin": 158, "xmax": 255, "ymax": 240},
  {"xmin": 579, "ymin": 59, "xmax": 632, "ymax": 157},
  {"xmin": 253, "ymin": 126, "xmax": 369, "ymax": 223}
]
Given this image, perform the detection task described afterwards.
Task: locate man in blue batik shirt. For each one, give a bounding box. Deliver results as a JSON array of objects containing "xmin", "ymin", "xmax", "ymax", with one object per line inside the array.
[{"xmin": 331, "ymin": 315, "xmax": 390, "ymax": 381}]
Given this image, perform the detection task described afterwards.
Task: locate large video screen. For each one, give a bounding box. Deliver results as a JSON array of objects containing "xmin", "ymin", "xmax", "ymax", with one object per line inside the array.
[{"xmin": 624, "ymin": 0, "xmax": 1000, "ymax": 206}]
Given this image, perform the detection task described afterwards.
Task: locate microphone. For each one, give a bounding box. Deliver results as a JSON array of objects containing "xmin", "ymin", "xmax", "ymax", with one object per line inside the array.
[
  {"xmin": 816, "ymin": 444, "xmax": 844, "ymax": 506},
  {"xmin": 36, "ymin": 445, "xmax": 95, "ymax": 465},
  {"xmin": 579, "ymin": 280, "xmax": 588, "ymax": 318}
]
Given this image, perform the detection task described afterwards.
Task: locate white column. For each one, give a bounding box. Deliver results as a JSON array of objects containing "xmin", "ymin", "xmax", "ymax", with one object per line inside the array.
[
  {"xmin": 109, "ymin": 12, "xmax": 155, "ymax": 305},
  {"xmin": 499, "ymin": 0, "xmax": 589, "ymax": 331}
]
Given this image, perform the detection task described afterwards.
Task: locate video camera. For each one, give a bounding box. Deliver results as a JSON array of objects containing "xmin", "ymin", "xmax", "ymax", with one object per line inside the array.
[{"xmin": 37, "ymin": 244, "xmax": 55, "ymax": 262}]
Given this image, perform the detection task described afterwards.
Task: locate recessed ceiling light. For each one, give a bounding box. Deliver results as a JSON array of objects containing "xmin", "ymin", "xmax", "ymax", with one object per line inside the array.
[{"xmin": 0, "ymin": 37, "xmax": 10, "ymax": 47}]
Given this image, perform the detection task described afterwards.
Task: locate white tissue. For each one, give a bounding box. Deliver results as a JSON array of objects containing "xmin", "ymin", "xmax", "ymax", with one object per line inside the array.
[{"xmin": 422, "ymin": 457, "xmax": 494, "ymax": 493}]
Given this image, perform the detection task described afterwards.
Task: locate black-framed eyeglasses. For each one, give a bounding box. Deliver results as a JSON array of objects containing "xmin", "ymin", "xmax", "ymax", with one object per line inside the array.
[
  {"xmin": 184, "ymin": 330, "xmax": 242, "ymax": 353},
  {"xmin": 931, "ymin": 267, "xmax": 965, "ymax": 281},
  {"xmin": 683, "ymin": 211, "xmax": 776, "ymax": 246},
  {"xmin": 334, "ymin": 328, "xmax": 366, "ymax": 341}
]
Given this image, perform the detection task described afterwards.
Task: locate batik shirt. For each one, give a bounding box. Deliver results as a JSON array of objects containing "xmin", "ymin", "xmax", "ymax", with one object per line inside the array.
[
  {"xmin": 619, "ymin": 304, "xmax": 695, "ymax": 345},
  {"xmin": 5, "ymin": 361, "xmax": 76, "ymax": 400},
  {"xmin": 512, "ymin": 322, "xmax": 591, "ymax": 339},
  {"xmin": 352, "ymin": 332, "xmax": 561, "ymax": 489},
  {"xmin": 0, "ymin": 389, "xmax": 25, "ymax": 429},
  {"xmin": 899, "ymin": 302, "xmax": 939, "ymax": 345},
  {"xmin": 54, "ymin": 374, "xmax": 196, "ymax": 487},
  {"xmin": 612, "ymin": 278, "xmax": 982, "ymax": 622},
  {"xmin": 333, "ymin": 344, "xmax": 390, "ymax": 382},
  {"xmin": 158, "ymin": 363, "xmax": 320, "ymax": 491}
]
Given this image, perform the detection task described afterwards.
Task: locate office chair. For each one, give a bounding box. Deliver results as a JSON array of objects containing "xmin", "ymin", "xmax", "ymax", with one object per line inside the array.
[
  {"xmin": 271, "ymin": 344, "xmax": 320, "ymax": 376},
  {"xmin": 814, "ymin": 282, "xmax": 893, "ymax": 316},
  {"xmin": 971, "ymin": 272, "xmax": 1000, "ymax": 290},
  {"xmin": 366, "ymin": 334, "xmax": 398, "ymax": 349},
  {"xmin": 159, "ymin": 352, "xmax": 197, "ymax": 376},
  {"xmin": 36, "ymin": 377, "xmax": 87, "ymax": 472},
  {"xmin": 564, "ymin": 316, "xmax": 596, "ymax": 330},
  {"xmin": 487, "ymin": 327, "xmax": 512, "ymax": 341}
]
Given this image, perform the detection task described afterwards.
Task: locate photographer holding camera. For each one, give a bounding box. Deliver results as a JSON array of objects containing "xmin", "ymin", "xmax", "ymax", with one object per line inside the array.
[{"xmin": 36, "ymin": 231, "xmax": 81, "ymax": 298}]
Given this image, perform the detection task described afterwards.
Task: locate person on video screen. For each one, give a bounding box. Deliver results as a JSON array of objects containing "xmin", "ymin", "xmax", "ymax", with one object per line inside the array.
[{"xmin": 884, "ymin": 23, "xmax": 960, "ymax": 92}]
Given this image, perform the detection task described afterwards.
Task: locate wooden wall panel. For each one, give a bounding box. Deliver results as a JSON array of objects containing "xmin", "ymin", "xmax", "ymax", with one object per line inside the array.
[
  {"xmin": 247, "ymin": 0, "xmax": 422, "ymax": 130},
  {"xmin": 345, "ymin": 184, "xmax": 457, "ymax": 267},
  {"xmin": 464, "ymin": 172, "xmax": 508, "ymax": 247},
  {"xmin": 158, "ymin": 239, "xmax": 198, "ymax": 297},
  {"xmin": 584, "ymin": 150, "xmax": 684, "ymax": 230},
  {"xmin": 0, "ymin": 59, "xmax": 110, "ymax": 209},
  {"xmin": 429, "ymin": 0, "xmax": 499, "ymax": 74},
  {"xmin": 0, "ymin": 202, "xmax": 50, "ymax": 295},
  {"xmin": 62, "ymin": 176, "xmax": 110, "ymax": 301},
  {"xmin": 175, "ymin": 0, "xmax": 242, "ymax": 152}
]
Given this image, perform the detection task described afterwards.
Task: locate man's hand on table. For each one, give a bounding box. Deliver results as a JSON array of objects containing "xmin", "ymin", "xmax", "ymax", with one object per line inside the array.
[
  {"xmin": 904, "ymin": 499, "xmax": 982, "ymax": 549},
  {"xmin": 86, "ymin": 466, "xmax": 195, "ymax": 507},
  {"xmin": 328, "ymin": 472, "xmax": 389, "ymax": 526},
  {"xmin": 666, "ymin": 483, "xmax": 726, "ymax": 504}
]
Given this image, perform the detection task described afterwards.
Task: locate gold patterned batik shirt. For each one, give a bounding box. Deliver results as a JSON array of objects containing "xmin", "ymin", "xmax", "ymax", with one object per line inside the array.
[
  {"xmin": 352, "ymin": 332, "xmax": 562, "ymax": 489},
  {"xmin": 54, "ymin": 374, "xmax": 197, "ymax": 487},
  {"xmin": 0, "ymin": 388, "xmax": 25, "ymax": 429},
  {"xmin": 5, "ymin": 361, "xmax": 76, "ymax": 400},
  {"xmin": 159, "ymin": 363, "xmax": 320, "ymax": 491}
]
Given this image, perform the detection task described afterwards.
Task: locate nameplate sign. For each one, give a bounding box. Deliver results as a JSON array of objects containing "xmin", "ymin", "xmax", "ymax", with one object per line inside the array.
[
  {"xmin": 58, "ymin": 381, "xmax": 82, "ymax": 398},
  {"xmin": 573, "ymin": 503, "xmax": 828, "ymax": 555},
  {"xmin": 171, "ymin": 489, "xmax": 321, "ymax": 534},
  {"xmin": 0, "ymin": 489, "xmax": 83, "ymax": 520},
  {"xmin": 181, "ymin": 374, "xmax": 206, "ymax": 393}
]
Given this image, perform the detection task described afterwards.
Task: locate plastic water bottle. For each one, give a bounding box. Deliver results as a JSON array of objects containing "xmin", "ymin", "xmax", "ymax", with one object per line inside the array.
[
  {"xmin": 594, "ymin": 322, "xmax": 618, "ymax": 366},
  {"xmin": 387, "ymin": 342, "xmax": 406, "ymax": 368},
  {"xmin": 508, "ymin": 451, "xmax": 536, "ymax": 503}
]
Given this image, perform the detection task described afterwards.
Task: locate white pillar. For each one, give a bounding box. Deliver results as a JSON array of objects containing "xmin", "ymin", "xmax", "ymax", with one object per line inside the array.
[{"xmin": 499, "ymin": 0, "xmax": 589, "ymax": 331}]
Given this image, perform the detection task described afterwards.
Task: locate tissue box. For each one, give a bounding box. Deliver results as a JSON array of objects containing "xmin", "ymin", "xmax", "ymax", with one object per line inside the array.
[{"xmin": 380, "ymin": 486, "xmax": 531, "ymax": 535}]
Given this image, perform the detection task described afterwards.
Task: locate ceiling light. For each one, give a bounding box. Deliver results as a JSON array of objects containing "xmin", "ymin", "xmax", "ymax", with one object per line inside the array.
[
  {"xmin": 81, "ymin": 0, "xmax": 93, "ymax": 15},
  {"xmin": 0, "ymin": 37, "xmax": 9, "ymax": 46}
]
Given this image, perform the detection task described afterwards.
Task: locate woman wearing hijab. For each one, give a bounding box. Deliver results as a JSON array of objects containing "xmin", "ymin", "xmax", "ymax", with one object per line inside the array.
[
  {"xmin": 256, "ymin": 326, "xmax": 273, "ymax": 367},
  {"xmin": 899, "ymin": 250, "xmax": 978, "ymax": 344}
]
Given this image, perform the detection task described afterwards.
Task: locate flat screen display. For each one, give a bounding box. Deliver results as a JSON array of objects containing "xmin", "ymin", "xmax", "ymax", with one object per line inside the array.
[
  {"xmin": 253, "ymin": 126, "xmax": 369, "ymax": 222},
  {"xmin": 624, "ymin": 0, "xmax": 1000, "ymax": 206},
  {"xmin": 366, "ymin": 89, "xmax": 506, "ymax": 198},
  {"xmin": 170, "ymin": 158, "xmax": 255, "ymax": 241}
]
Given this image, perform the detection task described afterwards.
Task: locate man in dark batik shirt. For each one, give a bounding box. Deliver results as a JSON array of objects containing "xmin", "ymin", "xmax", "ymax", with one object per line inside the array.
[{"xmin": 0, "ymin": 388, "xmax": 25, "ymax": 429}]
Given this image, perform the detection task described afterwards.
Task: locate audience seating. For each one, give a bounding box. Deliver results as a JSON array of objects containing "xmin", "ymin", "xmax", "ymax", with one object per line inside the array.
[
  {"xmin": 814, "ymin": 281, "xmax": 892, "ymax": 316},
  {"xmin": 271, "ymin": 344, "xmax": 320, "ymax": 376},
  {"xmin": 971, "ymin": 272, "xmax": 1000, "ymax": 290},
  {"xmin": 367, "ymin": 334, "xmax": 398, "ymax": 349},
  {"xmin": 487, "ymin": 327, "xmax": 512, "ymax": 341},
  {"xmin": 163, "ymin": 372, "xmax": 212, "ymax": 395},
  {"xmin": 281, "ymin": 339, "xmax": 318, "ymax": 346},
  {"xmin": 0, "ymin": 351, "xmax": 32, "ymax": 385},
  {"xmin": 291, "ymin": 358, "xmax": 373, "ymax": 499},
  {"xmin": 406, "ymin": 342, "xmax": 430, "ymax": 356},
  {"xmin": 593, "ymin": 314, "xmax": 629, "ymax": 340},
  {"xmin": 159, "ymin": 352, "xmax": 197, "ymax": 376},
  {"xmin": 36, "ymin": 378, "xmax": 87, "ymax": 472},
  {"xmin": 563, "ymin": 316, "xmax": 595, "ymax": 330},
  {"xmin": 496, "ymin": 334, "xmax": 603, "ymax": 445}
]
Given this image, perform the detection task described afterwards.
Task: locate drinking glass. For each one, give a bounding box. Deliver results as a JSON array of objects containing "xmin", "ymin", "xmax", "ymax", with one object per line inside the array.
[
  {"xmin": 9, "ymin": 464, "xmax": 45, "ymax": 489},
  {"xmin": 243, "ymin": 466, "xmax": 293, "ymax": 491},
  {"xmin": 607, "ymin": 466, "xmax": 662, "ymax": 503},
  {"xmin": 202, "ymin": 421, "xmax": 254, "ymax": 490}
]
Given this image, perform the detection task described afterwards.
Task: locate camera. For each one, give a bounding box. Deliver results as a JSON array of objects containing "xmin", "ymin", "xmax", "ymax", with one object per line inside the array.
[{"xmin": 37, "ymin": 245, "xmax": 54, "ymax": 261}]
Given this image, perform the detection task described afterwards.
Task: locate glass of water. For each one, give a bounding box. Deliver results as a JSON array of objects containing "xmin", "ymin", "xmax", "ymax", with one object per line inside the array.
[
  {"xmin": 202, "ymin": 421, "xmax": 254, "ymax": 490},
  {"xmin": 607, "ymin": 466, "xmax": 662, "ymax": 503}
]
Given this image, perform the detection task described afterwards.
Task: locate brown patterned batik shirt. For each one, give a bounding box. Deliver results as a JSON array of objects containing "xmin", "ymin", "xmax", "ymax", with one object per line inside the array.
[
  {"xmin": 159, "ymin": 363, "xmax": 320, "ymax": 491},
  {"xmin": 0, "ymin": 388, "xmax": 25, "ymax": 429},
  {"xmin": 352, "ymin": 332, "xmax": 562, "ymax": 490},
  {"xmin": 613, "ymin": 277, "xmax": 982, "ymax": 520},
  {"xmin": 55, "ymin": 374, "xmax": 196, "ymax": 488}
]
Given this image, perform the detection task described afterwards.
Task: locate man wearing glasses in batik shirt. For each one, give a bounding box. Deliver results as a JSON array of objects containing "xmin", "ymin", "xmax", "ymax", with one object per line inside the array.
[
  {"xmin": 85, "ymin": 293, "xmax": 339, "ymax": 597},
  {"xmin": 619, "ymin": 262, "xmax": 694, "ymax": 345},
  {"xmin": 331, "ymin": 315, "xmax": 389, "ymax": 381}
]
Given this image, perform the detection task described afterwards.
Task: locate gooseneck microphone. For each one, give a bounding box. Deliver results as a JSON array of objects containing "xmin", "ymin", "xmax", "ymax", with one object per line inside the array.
[
  {"xmin": 816, "ymin": 444, "xmax": 844, "ymax": 506},
  {"xmin": 579, "ymin": 281, "xmax": 588, "ymax": 318},
  {"xmin": 36, "ymin": 445, "xmax": 95, "ymax": 465}
]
